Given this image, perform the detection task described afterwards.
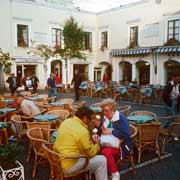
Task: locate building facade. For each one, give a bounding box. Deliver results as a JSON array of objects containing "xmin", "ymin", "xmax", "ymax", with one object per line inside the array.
[{"xmin": 0, "ymin": 0, "xmax": 180, "ymax": 88}]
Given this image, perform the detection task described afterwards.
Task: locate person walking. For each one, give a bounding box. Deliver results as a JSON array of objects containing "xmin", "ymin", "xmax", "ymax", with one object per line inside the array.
[
  {"xmin": 71, "ymin": 69, "xmax": 83, "ymax": 101},
  {"xmin": 47, "ymin": 73, "xmax": 56, "ymax": 97},
  {"xmin": 31, "ymin": 73, "xmax": 39, "ymax": 93},
  {"xmin": 6, "ymin": 73, "xmax": 18, "ymax": 94}
]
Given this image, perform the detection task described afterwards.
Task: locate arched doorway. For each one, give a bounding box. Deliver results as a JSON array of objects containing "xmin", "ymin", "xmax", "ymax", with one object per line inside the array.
[
  {"xmin": 164, "ymin": 60, "xmax": 180, "ymax": 83},
  {"xmin": 51, "ymin": 60, "xmax": 62, "ymax": 80},
  {"xmin": 136, "ymin": 60, "xmax": 150, "ymax": 85},
  {"xmin": 119, "ymin": 61, "xmax": 132, "ymax": 83},
  {"xmin": 97, "ymin": 62, "xmax": 112, "ymax": 82}
]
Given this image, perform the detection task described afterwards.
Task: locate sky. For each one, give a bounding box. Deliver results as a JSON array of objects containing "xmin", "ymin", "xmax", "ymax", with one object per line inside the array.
[{"xmin": 73, "ymin": 0, "xmax": 140, "ymax": 12}]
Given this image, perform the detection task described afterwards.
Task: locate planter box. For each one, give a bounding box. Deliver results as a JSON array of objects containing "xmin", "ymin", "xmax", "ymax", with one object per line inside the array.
[{"xmin": 0, "ymin": 161, "xmax": 24, "ymax": 180}]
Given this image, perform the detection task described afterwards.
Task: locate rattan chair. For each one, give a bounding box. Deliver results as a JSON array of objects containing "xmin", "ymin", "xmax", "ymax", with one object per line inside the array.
[
  {"xmin": 158, "ymin": 115, "xmax": 180, "ymax": 154},
  {"xmin": 42, "ymin": 143, "xmax": 89, "ymax": 180},
  {"xmin": 46, "ymin": 110, "xmax": 69, "ymax": 127},
  {"xmin": 129, "ymin": 111, "xmax": 157, "ymax": 117},
  {"xmin": 117, "ymin": 124, "xmax": 138, "ymax": 174},
  {"xmin": 118, "ymin": 105, "xmax": 131, "ymax": 117},
  {"xmin": 134, "ymin": 123, "xmax": 161, "ymax": 163},
  {"xmin": 27, "ymin": 128, "xmax": 56, "ymax": 177}
]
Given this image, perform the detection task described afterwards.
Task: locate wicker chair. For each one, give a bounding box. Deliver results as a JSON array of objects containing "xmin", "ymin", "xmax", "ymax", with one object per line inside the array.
[
  {"xmin": 117, "ymin": 124, "xmax": 138, "ymax": 174},
  {"xmin": 134, "ymin": 123, "xmax": 161, "ymax": 163},
  {"xmin": 158, "ymin": 115, "xmax": 180, "ymax": 154},
  {"xmin": 46, "ymin": 110, "xmax": 69, "ymax": 127},
  {"xmin": 27, "ymin": 128, "xmax": 56, "ymax": 177},
  {"xmin": 42, "ymin": 143, "xmax": 89, "ymax": 180},
  {"xmin": 118, "ymin": 105, "xmax": 131, "ymax": 117},
  {"xmin": 58, "ymin": 98, "xmax": 74, "ymax": 106},
  {"xmin": 129, "ymin": 111, "xmax": 157, "ymax": 117}
]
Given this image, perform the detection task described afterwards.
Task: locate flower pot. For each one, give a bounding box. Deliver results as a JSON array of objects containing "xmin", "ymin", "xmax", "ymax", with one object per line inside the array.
[{"xmin": 0, "ymin": 161, "xmax": 24, "ymax": 180}]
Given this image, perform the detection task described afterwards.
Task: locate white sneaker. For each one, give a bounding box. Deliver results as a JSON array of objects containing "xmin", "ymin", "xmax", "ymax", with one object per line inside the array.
[{"xmin": 112, "ymin": 172, "xmax": 120, "ymax": 180}]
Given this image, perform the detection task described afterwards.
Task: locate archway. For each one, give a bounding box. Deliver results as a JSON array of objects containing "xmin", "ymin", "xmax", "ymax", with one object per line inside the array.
[
  {"xmin": 136, "ymin": 60, "xmax": 150, "ymax": 85},
  {"xmin": 164, "ymin": 60, "xmax": 180, "ymax": 83},
  {"xmin": 119, "ymin": 61, "xmax": 132, "ymax": 83},
  {"xmin": 98, "ymin": 62, "xmax": 112, "ymax": 81},
  {"xmin": 51, "ymin": 60, "xmax": 62, "ymax": 80}
]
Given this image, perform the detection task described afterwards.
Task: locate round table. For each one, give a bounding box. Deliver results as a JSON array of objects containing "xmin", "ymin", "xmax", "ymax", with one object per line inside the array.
[
  {"xmin": 127, "ymin": 115, "xmax": 155, "ymax": 124},
  {"xmin": 0, "ymin": 108, "xmax": 16, "ymax": 115},
  {"xmin": 90, "ymin": 106, "xmax": 102, "ymax": 113},
  {"xmin": 34, "ymin": 114, "xmax": 61, "ymax": 122}
]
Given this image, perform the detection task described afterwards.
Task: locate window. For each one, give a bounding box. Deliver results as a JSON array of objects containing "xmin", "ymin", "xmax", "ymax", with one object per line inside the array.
[
  {"xmin": 130, "ymin": 26, "xmax": 138, "ymax": 47},
  {"xmin": 52, "ymin": 28, "xmax": 62, "ymax": 48},
  {"xmin": 168, "ymin": 19, "xmax": 180, "ymax": 41},
  {"xmin": 84, "ymin": 32, "xmax": 92, "ymax": 51},
  {"xmin": 17, "ymin": 24, "xmax": 29, "ymax": 47},
  {"xmin": 101, "ymin": 31, "xmax": 108, "ymax": 48}
]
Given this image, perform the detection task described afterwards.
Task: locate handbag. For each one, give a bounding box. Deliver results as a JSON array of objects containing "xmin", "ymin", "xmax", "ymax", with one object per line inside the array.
[{"xmin": 100, "ymin": 134, "xmax": 120, "ymax": 148}]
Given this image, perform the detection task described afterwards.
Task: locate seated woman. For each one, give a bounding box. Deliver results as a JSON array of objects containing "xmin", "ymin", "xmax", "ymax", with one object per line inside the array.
[{"xmin": 98, "ymin": 98, "xmax": 132, "ymax": 180}]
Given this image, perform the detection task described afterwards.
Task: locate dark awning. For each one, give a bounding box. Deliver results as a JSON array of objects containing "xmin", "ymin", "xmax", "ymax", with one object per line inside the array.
[
  {"xmin": 154, "ymin": 46, "xmax": 180, "ymax": 54},
  {"xmin": 111, "ymin": 47, "xmax": 152, "ymax": 57}
]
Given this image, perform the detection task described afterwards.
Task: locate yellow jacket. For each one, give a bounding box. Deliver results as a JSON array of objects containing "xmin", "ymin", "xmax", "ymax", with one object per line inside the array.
[{"xmin": 53, "ymin": 116, "xmax": 100, "ymax": 170}]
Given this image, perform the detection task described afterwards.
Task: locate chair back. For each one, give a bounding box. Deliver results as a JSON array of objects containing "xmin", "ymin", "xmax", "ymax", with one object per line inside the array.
[
  {"xmin": 118, "ymin": 105, "xmax": 131, "ymax": 116},
  {"xmin": 42, "ymin": 143, "xmax": 89, "ymax": 179},
  {"xmin": 129, "ymin": 111, "xmax": 157, "ymax": 117},
  {"xmin": 46, "ymin": 110, "xmax": 69, "ymax": 119},
  {"xmin": 137, "ymin": 123, "xmax": 160, "ymax": 143},
  {"xmin": 42, "ymin": 143, "xmax": 64, "ymax": 179},
  {"xmin": 11, "ymin": 115, "xmax": 28, "ymax": 136},
  {"xmin": 58, "ymin": 98, "xmax": 74, "ymax": 106},
  {"xmin": 129, "ymin": 124, "xmax": 138, "ymax": 139}
]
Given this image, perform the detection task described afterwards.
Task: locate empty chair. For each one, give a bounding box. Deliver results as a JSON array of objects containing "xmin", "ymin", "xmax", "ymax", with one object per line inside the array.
[
  {"xmin": 134, "ymin": 123, "xmax": 161, "ymax": 163},
  {"xmin": 27, "ymin": 128, "xmax": 56, "ymax": 177}
]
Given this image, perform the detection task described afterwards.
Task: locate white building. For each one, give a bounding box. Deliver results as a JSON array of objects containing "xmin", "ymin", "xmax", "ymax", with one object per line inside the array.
[{"xmin": 0, "ymin": 0, "xmax": 180, "ymax": 88}]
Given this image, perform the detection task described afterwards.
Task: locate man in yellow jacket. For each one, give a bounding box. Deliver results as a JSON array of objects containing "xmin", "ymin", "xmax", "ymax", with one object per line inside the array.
[{"xmin": 54, "ymin": 106, "xmax": 107, "ymax": 180}]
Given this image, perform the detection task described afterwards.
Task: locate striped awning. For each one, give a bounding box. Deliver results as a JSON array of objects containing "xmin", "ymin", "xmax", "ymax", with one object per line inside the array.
[
  {"xmin": 111, "ymin": 48, "xmax": 152, "ymax": 57},
  {"xmin": 155, "ymin": 46, "xmax": 180, "ymax": 54}
]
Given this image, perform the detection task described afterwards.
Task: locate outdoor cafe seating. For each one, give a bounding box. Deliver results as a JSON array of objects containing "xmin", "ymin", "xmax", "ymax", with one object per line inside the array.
[
  {"xmin": 42, "ymin": 143, "xmax": 89, "ymax": 180},
  {"xmin": 27, "ymin": 127, "xmax": 56, "ymax": 177}
]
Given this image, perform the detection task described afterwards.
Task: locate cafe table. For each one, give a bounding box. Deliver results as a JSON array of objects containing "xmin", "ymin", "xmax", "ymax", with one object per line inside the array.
[
  {"xmin": 0, "ymin": 108, "xmax": 16, "ymax": 115},
  {"xmin": 127, "ymin": 115, "xmax": 156, "ymax": 124},
  {"xmin": 0, "ymin": 99, "xmax": 14, "ymax": 107},
  {"xmin": 34, "ymin": 114, "xmax": 61, "ymax": 122}
]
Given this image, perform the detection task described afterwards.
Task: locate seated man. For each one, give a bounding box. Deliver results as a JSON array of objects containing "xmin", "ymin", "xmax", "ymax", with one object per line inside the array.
[
  {"xmin": 16, "ymin": 97, "xmax": 40, "ymax": 116},
  {"xmin": 53, "ymin": 106, "xmax": 107, "ymax": 180}
]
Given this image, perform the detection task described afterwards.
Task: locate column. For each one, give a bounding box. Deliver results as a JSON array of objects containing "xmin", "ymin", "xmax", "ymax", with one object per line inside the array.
[{"xmin": 132, "ymin": 62, "xmax": 136, "ymax": 82}]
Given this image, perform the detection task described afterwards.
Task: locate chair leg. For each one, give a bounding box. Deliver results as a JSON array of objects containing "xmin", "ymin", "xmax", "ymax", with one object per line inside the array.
[
  {"xmin": 32, "ymin": 154, "xmax": 38, "ymax": 177},
  {"xmin": 156, "ymin": 143, "xmax": 161, "ymax": 160},
  {"xmin": 129, "ymin": 152, "xmax": 136, "ymax": 175},
  {"xmin": 26, "ymin": 143, "xmax": 32, "ymax": 162},
  {"xmin": 138, "ymin": 148, "xmax": 142, "ymax": 164}
]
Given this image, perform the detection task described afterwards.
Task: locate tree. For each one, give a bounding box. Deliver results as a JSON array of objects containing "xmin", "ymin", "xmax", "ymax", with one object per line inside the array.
[
  {"xmin": 54, "ymin": 17, "xmax": 86, "ymax": 84},
  {"xmin": 0, "ymin": 48, "xmax": 12, "ymax": 74}
]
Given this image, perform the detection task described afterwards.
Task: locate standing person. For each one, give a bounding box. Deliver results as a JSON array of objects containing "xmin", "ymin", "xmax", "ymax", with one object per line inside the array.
[
  {"xmin": 47, "ymin": 73, "xmax": 56, "ymax": 97},
  {"xmin": 22, "ymin": 74, "xmax": 29, "ymax": 91},
  {"xmin": 53, "ymin": 106, "xmax": 107, "ymax": 180},
  {"xmin": 55, "ymin": 74, "xmax": 61, "ymax": 85},
  {"xmin": 71, "ymin": 69, "xmax": 83, "ymax": 101},
  {"xmin": 31, "ymin": 73, "xmax": 39, "ymax": 93},
  {"xmin": 170, "ymin": 77, "xmax": 180, "ymax": 115},
  {"xmin": 102, "ymin": 73, "xmax": 109, "ymax": 84},
  {"xmin": 99, "ymin": 98, "xmax": 132, "ymax": 180},
  {"xmin": 6, "ymin": 73, "xmax": 18, "ymax": 95}
]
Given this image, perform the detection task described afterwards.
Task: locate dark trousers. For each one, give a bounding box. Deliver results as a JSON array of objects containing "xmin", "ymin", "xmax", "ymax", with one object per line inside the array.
[{"xmin": 75, "ymin": 87, "xmax": 80, "ymax": 101}]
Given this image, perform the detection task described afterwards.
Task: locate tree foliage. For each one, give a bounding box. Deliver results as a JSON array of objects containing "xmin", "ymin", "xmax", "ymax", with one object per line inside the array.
[{"xmin": 55, "ymin": 16, "xmax": 86, "ymax": 60}]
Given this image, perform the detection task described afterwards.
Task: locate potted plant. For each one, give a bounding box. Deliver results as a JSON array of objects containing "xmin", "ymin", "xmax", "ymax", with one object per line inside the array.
[{"xmin": 0, "ymin": 143, "xmax": 24, "ymax": 180}]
